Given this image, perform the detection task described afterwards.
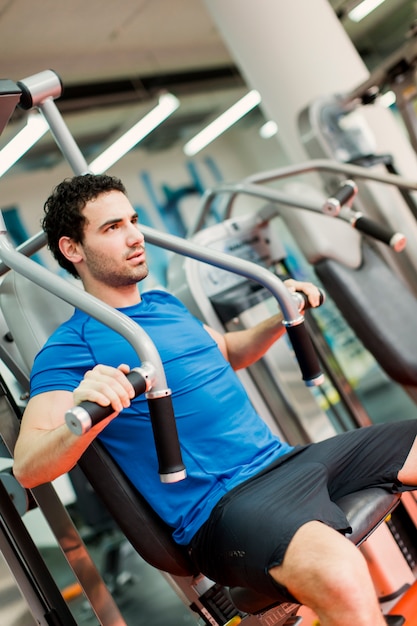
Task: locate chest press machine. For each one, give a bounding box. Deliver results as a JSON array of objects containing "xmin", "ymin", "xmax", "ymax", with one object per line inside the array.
[
  {"xmin": 0, "ymin": 70, "xmax": 410, "ymax": 625},
  {"xmin": 201, "ymin": 163, "xmax": 417, "ymax": 405},
  {"xmin": 0, "ymin": 201, "xmax": 406, "ymax": 626}
]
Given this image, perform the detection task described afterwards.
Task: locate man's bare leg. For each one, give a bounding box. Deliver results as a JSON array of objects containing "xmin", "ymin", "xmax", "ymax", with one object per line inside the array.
[
  {"xmin": 398, "ymin": 436, "xmax": 417, "ymax": 485},
  {"xmin": 269, "ymin": 521, "xmax": 386, "ymax": 626}
]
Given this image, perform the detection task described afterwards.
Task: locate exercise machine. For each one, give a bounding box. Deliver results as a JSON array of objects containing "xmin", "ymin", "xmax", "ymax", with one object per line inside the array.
[
  {"xmin": 0, "ymin": 70, "xmax": 414, "ymax": 625},
  {"xmin": 0, "ymin": 199, "xmax": 407, "ymax": 626},
  {"xmin": 298, "ymin": 77, "xmax": 417, "ymax": 299}
]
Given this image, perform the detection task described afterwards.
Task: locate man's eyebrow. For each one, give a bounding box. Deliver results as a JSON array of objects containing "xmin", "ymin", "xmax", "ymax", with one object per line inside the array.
[
  {"xmin": 98, "ymin": 217, "xmax": 123, "ymax": 230},
  {"xmin": 98, "ymin": 213, "xmax": 137, "ymax": 230}
]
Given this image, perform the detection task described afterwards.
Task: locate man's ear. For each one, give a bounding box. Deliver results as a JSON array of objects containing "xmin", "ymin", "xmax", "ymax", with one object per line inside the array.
[{"xmin": 59, "ymin": 236, "xmax": 83, "ymax": 265}]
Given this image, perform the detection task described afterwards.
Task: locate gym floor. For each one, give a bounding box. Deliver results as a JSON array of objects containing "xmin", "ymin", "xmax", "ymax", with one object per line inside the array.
[
  {"xmin": 42, "ymin": 533, "xmax": 200, "ymax": 626},
  {"xmin": 0, "ymin": 529, "xmax": 200, "ymax": 626}
]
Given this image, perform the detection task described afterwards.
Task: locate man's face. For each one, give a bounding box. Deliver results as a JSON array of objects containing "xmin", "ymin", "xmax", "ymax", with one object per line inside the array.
[{"xmin": 78, "ymin": 190, "xmax": 149, "ymax": 288}]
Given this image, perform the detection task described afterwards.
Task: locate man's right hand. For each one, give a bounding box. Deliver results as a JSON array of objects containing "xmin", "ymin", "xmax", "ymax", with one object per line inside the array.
[{"xmin": 73, "ymin": 363, "xmax": 136, "ymax": 416}]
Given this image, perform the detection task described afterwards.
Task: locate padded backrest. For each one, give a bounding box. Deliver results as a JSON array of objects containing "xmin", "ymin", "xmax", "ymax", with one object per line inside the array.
[
  {"xmin": 0, "ymin": 270, "xmax": 75, "ymax": 377},
  {"xmin": 277, "ymin": 183, "xmax": 417, "ymax": 388},
  {"xmin": 79, "ymin": 442, "xmax": 194, "ymax": 576},
  {"xmin": 315, "ymin": 242, "xmax": 417, "ymax": 387},
  {"xmin": 0, "ymin": 270, "xmax": 194, "ymax": 576}
]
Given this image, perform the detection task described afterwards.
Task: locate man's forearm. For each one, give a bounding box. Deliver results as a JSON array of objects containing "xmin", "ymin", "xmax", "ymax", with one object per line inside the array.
[
  {"xmin": 13, "ymin": 423, "xmax": 93, "ymax": 487},
  {"xmin": 224, "ymin": 312, "xmax": 285, "ymax": 370},
  {"xmin": 13, "ymin": 409, "xmax": 115, "ymax": 489},
  {"xmin": 14, "ymin": 371, "xmax": 127, "ymax": 489}
]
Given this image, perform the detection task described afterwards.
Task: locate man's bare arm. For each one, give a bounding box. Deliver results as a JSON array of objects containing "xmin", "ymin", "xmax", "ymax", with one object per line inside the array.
[
  {"xmin": 13, "ymin": 363, "xmax": 135, "ymax": 488},
  {"xmin": 206, "ymin": 279, "xmax": 322, "ymax": 370}
]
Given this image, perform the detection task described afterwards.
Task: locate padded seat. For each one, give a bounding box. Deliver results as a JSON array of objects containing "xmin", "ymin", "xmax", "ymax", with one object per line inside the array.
[{"xmin": 79, "ymin": 441, "xmax": 400, "ymax": 615}]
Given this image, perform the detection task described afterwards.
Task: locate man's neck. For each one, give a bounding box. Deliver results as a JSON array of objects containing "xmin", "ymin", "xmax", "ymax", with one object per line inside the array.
[{"xmin": 84, "ymin": 282, "xmax": 142, "ymax": 308}]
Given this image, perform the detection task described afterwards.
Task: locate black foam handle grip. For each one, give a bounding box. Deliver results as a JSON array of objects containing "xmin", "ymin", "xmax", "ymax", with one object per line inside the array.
[
  {"xmin": 323, "ymin": 180, "xmax": 357, "ymax": 214},
  {"xmin": 65, "ymin": 369, "xmax": 148, "ymax": 436},
  {"xmin": 147, "ymin": 395, "xmax": 187, "ymax": 482},
  {"xmin": 333, "ymin": 180, "xmax": 357, "ymax": 206},
  {"xmin": 285, "ymin": 321, "xmax": 324, "ymax": 386},
  {"xmin": 353, "ymin": 216, "xmax": 406, "ymax": 252}
]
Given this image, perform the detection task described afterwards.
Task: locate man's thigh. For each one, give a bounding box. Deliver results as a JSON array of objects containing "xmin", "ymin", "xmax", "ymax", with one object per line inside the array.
[
  {"xmin": 303, "ymin": 419, "xmax": 417, "ymax": 499},
  {"xmin": 189, "ymin": 420, "xmax": 417, "ymax": 597}
]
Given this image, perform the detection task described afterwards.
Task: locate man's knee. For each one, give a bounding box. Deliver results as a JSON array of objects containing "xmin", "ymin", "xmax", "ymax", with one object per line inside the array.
[
  {"xmin": 398, "ymin": 435, "xmax": 417, "ymax": 485},
  {"xmin": 268, "ymin": 521, "xmax": 386, "ymax": 624},
  {"xmin": 268, "ymin": 521, "xmax": 371, "ymax": 604}
]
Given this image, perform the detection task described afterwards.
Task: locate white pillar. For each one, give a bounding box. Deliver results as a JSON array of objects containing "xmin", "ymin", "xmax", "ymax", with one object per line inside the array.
[{"xmin": 202, "ymin": 0, "xmax": 370, "ymax": 161}]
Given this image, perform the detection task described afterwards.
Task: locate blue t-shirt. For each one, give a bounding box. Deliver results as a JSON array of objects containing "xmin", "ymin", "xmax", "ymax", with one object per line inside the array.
[{"xmin": 30, "ymin": 290, "xmax": 293, "ymax": 544}]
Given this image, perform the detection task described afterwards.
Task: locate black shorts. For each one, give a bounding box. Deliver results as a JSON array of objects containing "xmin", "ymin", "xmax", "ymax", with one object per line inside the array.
[{"xmin": 188, "ymin": 420, "xmax": 417, "ymax": 601}]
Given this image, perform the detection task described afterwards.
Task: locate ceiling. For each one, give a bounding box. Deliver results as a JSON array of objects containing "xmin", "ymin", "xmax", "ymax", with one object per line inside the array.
[{"xmin": 1, "ymin": 0, "xmax": 416, "ymax": 172}]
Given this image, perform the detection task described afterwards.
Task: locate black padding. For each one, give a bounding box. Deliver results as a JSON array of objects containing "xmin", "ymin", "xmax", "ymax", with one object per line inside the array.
[
  {"xmin": 385, "ymin": 615, "xmax": 405, "ymax": 625},
  {"xmin": 78, "ymin": 441, "xmax": 195, "ymax": 577},
  {"xmin": 337, "ymin": 487, "xmax": 400, "ymax": 546},
  {"xmin": 228, "ymin": 586, "xmax": 291, "ymax": 615},
  {"xmin": 79, "ymin": 440, "xmax": 400, "ymax": 615},
  {"xmin": 315, "ymin": 242, "xmax": 417, "ymax": 386}
]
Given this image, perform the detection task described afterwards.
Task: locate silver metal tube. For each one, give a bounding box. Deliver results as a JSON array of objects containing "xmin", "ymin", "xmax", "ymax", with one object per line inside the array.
[
  {"xmin": 0, "ymin": 231, "xmax": 46, "ymax": 277},
  {"xmin": 17, "ymin": 70, "xmax": 62, "ymax": 109},
  {"xmin": 242, "ymin": 159, "xmax": 417, "ymax": 190},
  {"xmin": 140, "ymin": 224, "xmax": 300, "ymax": 322},
  {"xmin": 39, "ymin": 98, "xmax": 90, "ymax": 175},
  {"xmin": 190, "ymin": 158, "xmax": 417, "ymax": 234},
  {"xmin": 0, "ymin": 219, "xmax": 301, "ymax": 323},
  {"xmin": 188, "ymin": 181, "xmax": 326, "ymax": 236},
  {"xmin": 0, "ymin": 233, "xmax": 169, "ymax": 392}
]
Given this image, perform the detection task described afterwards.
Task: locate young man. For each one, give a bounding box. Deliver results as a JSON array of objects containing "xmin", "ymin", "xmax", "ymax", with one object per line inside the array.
[{"xmin": 13, "ymin": 174, "xmax": 417, "ymax": 626}]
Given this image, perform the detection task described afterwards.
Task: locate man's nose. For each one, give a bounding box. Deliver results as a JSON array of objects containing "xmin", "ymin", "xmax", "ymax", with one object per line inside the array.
[{"xmin": 127, "ymin": 224, "xmax": 144, "ymax": 246}]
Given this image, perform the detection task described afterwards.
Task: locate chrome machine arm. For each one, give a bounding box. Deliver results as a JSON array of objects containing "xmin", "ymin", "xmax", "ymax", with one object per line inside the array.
[
  {"xmin": 190, "ymin": 159, "xmax": 417, "ymax": 239},
  {"xmin": 15, "ymin": 69, "xmax": 325, "ymax": 387}
]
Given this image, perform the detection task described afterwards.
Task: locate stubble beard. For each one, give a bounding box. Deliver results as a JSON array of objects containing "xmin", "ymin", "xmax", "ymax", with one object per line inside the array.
[{"xmin": 85, "ymin": 248, "xmax": 149, "ymax": 288}]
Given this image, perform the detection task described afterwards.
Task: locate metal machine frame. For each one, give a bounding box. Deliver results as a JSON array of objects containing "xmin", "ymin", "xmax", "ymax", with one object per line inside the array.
[{"xmin": 0, "ymin": 70, "xmax": 415, "ymax": 625}]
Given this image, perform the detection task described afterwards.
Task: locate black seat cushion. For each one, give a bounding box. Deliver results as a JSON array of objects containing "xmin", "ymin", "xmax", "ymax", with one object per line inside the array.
[{"xmin": 80, "ymin": 441, "xmax": 400, "ymax": 609}]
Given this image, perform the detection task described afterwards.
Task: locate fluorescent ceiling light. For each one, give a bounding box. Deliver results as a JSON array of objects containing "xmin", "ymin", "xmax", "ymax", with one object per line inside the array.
[
  {"xmin": 259, "ymin": 120, "xmax": 278, "ymax": 139},
  {"xmin": 379, "ymin": 91, "xmax": 396, "ymax": 108},
  {"xmin": 183, "ymin": 89, "xmax": 262, "ymax": 156},
  {"xmin": 348, "ymin": 0, "xmax": 386, "ymax": 22},
  {"xmin": 0, "ymin": 112, "xmax": 49, "ymax": 178},
  {"xmin": 89, "ymin": 93, "xmax": 180, "ymax": 173}
]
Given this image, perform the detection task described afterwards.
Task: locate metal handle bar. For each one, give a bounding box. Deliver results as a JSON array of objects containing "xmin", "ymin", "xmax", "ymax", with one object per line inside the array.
[{"xmin": 189, "ymin": 159, "xmax": 417, "ymax": 236}]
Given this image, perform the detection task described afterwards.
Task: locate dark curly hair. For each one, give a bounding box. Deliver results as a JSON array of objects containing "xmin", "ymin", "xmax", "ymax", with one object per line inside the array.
[{"xmin": 42, "ymin": 173, "xmax": 126, "ymax": 278}]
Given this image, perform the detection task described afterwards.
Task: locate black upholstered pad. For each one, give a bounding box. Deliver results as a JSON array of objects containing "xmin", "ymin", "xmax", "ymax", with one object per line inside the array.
[
  {"xmin": 315, "ymin": 242, "xmax": 417, "ymax": 386},
  {"xmin": 80, "ymin": 440, "xmax": 400, "ymax": 615},
  {"xmin": 79, "ymin": 441, "xmax": 195, "ymax": 577}
]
